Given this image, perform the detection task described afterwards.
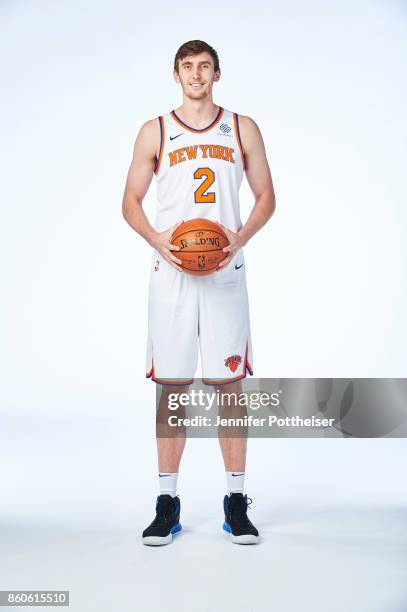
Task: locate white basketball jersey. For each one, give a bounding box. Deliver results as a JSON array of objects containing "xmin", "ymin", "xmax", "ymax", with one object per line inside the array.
[{"xmin": 153, "ymin": 107, "xmax": 245, "ymax": 232}]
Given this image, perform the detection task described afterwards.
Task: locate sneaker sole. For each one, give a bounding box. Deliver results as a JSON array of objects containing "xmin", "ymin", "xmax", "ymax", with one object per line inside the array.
[
  {"xmin": 143, "ymin": 523, "xmax": 182, "ymax": 546},
  {"xmin": 222, "ymin": 522, "xmax": 260, "ymax": 545}
]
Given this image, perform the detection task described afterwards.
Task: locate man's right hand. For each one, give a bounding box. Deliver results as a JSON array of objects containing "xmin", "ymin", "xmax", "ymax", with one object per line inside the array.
[{"xmin": 150, "ymin": 221, "xmax": 184, "ymax": 272}]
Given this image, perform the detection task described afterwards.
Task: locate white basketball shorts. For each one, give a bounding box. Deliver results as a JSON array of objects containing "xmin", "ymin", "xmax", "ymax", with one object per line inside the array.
[{"xmin": 145, "ymin": 249, "xmax": 253, "ymax": 385}]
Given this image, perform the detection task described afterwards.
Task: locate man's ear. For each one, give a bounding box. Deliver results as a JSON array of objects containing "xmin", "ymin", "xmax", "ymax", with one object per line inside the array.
[
  {"xmin": 173, "ymin": 69, "xmax": 180, "ymax": 83},
  {"xmin": 214, "ymin": 69, "xmax": 221, "ymax": 82}
]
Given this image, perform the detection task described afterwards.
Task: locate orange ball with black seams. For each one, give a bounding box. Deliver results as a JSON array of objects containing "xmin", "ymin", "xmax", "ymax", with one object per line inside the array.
[{"xmin": 170, "ymin": 218, "xmax": 229, "ymax": 276}]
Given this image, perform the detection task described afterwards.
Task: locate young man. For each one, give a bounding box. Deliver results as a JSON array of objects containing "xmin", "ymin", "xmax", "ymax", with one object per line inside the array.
[{"xmin": 122, "ymin": 40, "xmax": 275, "ymax": 545}]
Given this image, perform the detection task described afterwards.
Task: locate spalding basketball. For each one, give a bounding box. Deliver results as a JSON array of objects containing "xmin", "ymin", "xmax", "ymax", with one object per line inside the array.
[{"xmin": 170, "ymin": 218, "xmax": 229, "ymax": 276}]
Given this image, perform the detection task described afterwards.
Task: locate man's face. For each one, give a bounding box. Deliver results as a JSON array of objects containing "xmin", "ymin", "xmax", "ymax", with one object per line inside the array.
[{"xmin": 174, "ymin": 52, "xmax": 220, "ymax": 100}]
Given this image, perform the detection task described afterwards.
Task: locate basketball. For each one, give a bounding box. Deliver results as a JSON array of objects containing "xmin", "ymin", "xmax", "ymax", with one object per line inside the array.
[{"xmin": 170, "ymin": 218, "xmax": 229, "ymax": 275}]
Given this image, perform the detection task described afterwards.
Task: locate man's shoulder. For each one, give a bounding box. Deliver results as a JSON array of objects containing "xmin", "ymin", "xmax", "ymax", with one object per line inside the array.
[
  {"xmin": 235, "ymin": 114, "xmax": 258, "ymax": 129},
  {"xmin": 235, "ymin": 114, "xmax": 262, "ymax": 143},
  {"xmin": 133, "ymin": 118, "xmax": 163, "ymax": 158},
  {"xmin": 136, "ymin": 117, "xmax": 162, "ymax": 146},
  {"xmin": 140, "ymin": 117, "xmax": 161, "ymax": 133}
]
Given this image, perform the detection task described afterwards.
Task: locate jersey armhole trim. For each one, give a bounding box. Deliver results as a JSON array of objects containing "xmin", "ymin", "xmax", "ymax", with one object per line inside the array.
[
  {"xmin": 233, "ymin": 113, "xmax": 245, "ymax": 170},
  {"xmin": 153, "ymin": 116, "xmax": 165, "ymax": 174}
]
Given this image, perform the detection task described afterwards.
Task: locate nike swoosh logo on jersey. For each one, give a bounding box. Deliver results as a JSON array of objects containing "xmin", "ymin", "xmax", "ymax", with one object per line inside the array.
[
  {"xmin": 235, "ymin": 264, "xmax": 244, "ymax": 270},
  {"xmin": 170, "ymin": 133, "xmax": 184, "ymax": 140},
  {"xmin": 159, "ymin": 474, "xmax": 172, "ymax": 478},
  {"xmin": 232, "ymin": 473, "xmax": 245, "ymax": 477}
]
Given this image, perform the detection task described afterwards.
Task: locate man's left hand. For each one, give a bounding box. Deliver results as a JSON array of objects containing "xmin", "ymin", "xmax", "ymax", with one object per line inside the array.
[{"xmin": 217, "ymin": 225, "xmax": 245, "ymax": 270}]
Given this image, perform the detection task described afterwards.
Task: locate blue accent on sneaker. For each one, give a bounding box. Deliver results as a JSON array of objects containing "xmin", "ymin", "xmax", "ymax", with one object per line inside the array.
[
  {"xmin": 143, "ymin": 495, "xmax": 182, "ymax": 542},
  {"xmin": 223, "ymin": 521, "xmax": 232, "ymax": 533},
  {"xmin": 223, "ymin": 493, "xmax": 259, "ymax": 539},
  {"xmin": 171, "ymin": 522, "xmax": 182, "ymax": 535}
]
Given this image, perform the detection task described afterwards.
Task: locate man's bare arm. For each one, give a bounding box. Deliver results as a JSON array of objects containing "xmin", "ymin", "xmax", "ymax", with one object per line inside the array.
[
  {"xmin": 218, "ymin": 115, "xmax": 276, "ymax": 268},
  {"xmin": 238, "ymin": 115, "xmax": 276, "ymax": 244},
  {"xmin": 122, "ymin": 119, "xmax": 183, "ymax": 271}
]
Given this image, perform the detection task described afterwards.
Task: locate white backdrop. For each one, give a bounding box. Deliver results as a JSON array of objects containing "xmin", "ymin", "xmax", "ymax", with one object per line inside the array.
[
  {"xmin": 1, "ymin": 2, "xmax": 407, "ymax": 610},
  {"xmin": 1, "ymin": 0, "xmax": 407, "ymax": 424}
]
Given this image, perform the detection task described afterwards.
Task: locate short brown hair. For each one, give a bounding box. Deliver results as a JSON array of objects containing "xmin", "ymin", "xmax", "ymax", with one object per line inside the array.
[{"xmin": 174, "ymin": 40, "xmax": 220, "ymax": 73}]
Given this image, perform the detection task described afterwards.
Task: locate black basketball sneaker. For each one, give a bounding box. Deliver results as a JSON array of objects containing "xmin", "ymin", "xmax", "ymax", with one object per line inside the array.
[
  {"xmin": 223, "ymin": 493, "xmax": 260, "ymax": 544},
  {"xmin": 142, "ymin": 494, "xmax": 182, "ymax": 546}
]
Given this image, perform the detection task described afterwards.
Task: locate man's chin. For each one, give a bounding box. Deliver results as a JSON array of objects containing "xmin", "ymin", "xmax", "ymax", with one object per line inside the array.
[{"xmin": 184, "ymin": 90, "xmax": 210, "ymax": 101}]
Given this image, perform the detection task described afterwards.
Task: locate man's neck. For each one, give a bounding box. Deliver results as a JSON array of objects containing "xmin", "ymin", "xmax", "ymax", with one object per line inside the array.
[{"xmin": 174, "ymin": 98, "xmax": 219, "ymax": 130}]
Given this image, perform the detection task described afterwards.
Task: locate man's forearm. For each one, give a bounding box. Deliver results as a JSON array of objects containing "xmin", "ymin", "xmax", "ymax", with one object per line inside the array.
[
  {"xmin": 122, "ymin": 196, "xmax": 157, "ymax": 246},
  {"xmin": 238, "ymin": 190, "xmax": 276, "ymax": 246}
]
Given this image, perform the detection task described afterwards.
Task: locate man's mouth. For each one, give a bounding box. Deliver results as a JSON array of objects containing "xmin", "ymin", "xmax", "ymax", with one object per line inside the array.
[{"xmin": 190, "ymin": 83, "xmax": 204, "ymax": 88}]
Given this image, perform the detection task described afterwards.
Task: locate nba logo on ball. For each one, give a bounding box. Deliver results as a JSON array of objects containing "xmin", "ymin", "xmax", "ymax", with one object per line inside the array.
[{"xmin": 170, "ymin": 218, "xmax": 229, "ymax": 276}]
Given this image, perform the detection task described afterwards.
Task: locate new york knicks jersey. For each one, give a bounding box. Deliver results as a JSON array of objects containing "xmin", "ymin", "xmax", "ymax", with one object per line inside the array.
[
  {"xmin": 152, "ymin": 107, "xmax": 245, "ymax": 232},
  {"xmin": 146, "ymin": 106, "xmax": 253, "ymax": 383}
]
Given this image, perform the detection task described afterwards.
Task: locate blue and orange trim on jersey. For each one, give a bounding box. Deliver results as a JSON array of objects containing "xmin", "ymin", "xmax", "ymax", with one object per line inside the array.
[
  {"xmin": 146, "ymin": 340, "xmax": 252, "ymax": 386},
  {"xmin": 233, "ymin": 113, "xmax": 245, "ymax": 170},
  {"xmin": 171, "ymin": 106, "xmax": 224, "ymax": 133},
  {"xmin": 146, "ymin": 358, "xmax": 194, "ymax": 386},
  {"xmin": 153, "ymin": 116, "xmax": 165, "ymax": 174}
]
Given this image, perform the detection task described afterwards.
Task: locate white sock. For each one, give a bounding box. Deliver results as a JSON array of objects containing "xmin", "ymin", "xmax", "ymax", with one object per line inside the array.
[
  {"xmin": 226, "ymin": 471, "xmax": 245, "ymax": 495},
  {"xmin": 158, "ymin": 472, "xmax": 178, "ymax": 497}
]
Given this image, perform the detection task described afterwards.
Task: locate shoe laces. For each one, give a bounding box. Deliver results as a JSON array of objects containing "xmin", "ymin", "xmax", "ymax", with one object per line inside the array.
[
  {"xmin": 230, "ymin": 494, "xmax": 253, "ymax": 526},
  {"xmin": 153, "ymin": 495, "xmax": 176, "ymax": 525}
]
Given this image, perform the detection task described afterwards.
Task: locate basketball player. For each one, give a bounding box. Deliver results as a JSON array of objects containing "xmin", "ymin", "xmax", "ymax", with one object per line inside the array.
[{"xmin": 122, "ymin": 40, "xmax": 275, "ymax": 545}]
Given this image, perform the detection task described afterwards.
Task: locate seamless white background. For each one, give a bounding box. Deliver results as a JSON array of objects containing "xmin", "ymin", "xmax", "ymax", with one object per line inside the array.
[
  {"xmin": 1, "ymin": 2, "xmax": 407, "ymax": 611},
  {"xmin": 1, "ymin": 0, "xmax": 407, "ymax": 423}
]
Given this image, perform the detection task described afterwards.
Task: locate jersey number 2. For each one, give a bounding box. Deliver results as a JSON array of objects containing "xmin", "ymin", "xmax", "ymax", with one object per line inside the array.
[{"xmin": 194, "ymin": 167, "xmax": 216, "ymax": 204}]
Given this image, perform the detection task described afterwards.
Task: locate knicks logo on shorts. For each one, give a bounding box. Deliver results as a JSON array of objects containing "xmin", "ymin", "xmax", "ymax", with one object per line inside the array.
[{"xmin": 225, "ymin": 354, "xmax": 242, "ymax": 373}]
